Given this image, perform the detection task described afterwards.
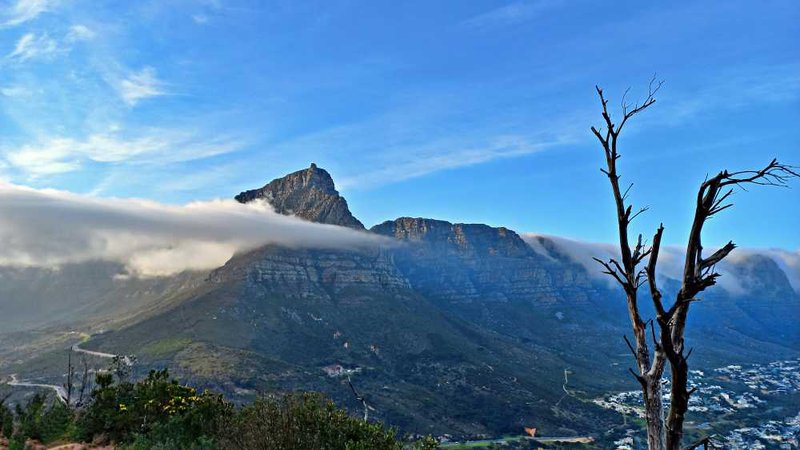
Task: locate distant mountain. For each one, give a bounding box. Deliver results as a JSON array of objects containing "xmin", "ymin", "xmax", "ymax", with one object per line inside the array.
[{"xmin": 2, "ymin": 164, "xmax": 798, "ymax": 438}]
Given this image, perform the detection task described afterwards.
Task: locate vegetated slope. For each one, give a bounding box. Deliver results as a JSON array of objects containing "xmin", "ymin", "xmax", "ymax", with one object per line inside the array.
[
  {"xmin": 82, "ymin": 165, "xmax": 620, "ymax": 436},
  {"xmin": 370, "ymin": 217, "xmax": 799, "ymax": 387},
  {"xmin": 4, "ymin": 164, "xmax": 798, "ymax": 438},
  {"xmin": 88, "ymin": 243, "xmax": 617, "ymax": 437}
]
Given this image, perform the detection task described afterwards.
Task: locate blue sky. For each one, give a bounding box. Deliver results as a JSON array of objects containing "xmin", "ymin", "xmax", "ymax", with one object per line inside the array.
[{"xmin": 0, "ymin": 0, "xmax": 798, "ymax": 249}]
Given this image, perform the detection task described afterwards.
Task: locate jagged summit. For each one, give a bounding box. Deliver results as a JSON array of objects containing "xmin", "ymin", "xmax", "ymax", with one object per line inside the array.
[{"xmin": 235, "ymin": 163, "xmax": 365, "ymax": 230}]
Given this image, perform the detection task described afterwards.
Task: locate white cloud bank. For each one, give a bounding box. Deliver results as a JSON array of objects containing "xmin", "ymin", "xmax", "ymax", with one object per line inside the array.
[
  {"xmin": 0, "ymin": 183, "xmax": 387, "ymax": 277},
  {"xmin": 522, "ymin": 234, "xmax": 800, "ymax": 295}
]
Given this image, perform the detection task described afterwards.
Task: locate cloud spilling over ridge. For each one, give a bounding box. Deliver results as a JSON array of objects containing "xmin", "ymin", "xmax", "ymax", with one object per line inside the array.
[
  {"xmin": 522, "ymin": 233, "xmax": 800, "ymax": 295},
  {"xmin": 0, "ymin": 183, "xmax": 387, "ymax": 277}
]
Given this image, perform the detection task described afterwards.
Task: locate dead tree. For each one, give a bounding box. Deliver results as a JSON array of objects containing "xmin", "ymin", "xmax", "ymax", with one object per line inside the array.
[
  {"xmin": 346, "ymin": 376, "xmax": 374, "ymax": 421},
  {"xmin": 591, "ymin": 78, "xmax": 798, "ymax": 450},
  {"xmin": 76, "ymin": 355, "xmax": 90, "ymax": 408},
  {"xmin": 64, "ymin": 348, "xmax": 75, "ymax": 407}
]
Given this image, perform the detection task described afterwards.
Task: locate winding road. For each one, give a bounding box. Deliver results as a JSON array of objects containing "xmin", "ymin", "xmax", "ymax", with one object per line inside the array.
[
  {"xmin": 72, "ymin": 340, "xmax": 133, "ymax": 366},
  {"xmin": 7, "ymin": 374, "xmax": 68, "ymax": 404},
  {"xmin": 71, "ymin": 342, "xmax": 117, "ymax": 359},
  {"xmin": 3, "ymin": 340, "xmax": 132, "ymax": 404}
]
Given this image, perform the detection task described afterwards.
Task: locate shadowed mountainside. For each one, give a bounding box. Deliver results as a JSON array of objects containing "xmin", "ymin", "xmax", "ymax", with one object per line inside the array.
[{"xmin": 1, "ymin": 164, "xmax": 798, "ymax": 438}]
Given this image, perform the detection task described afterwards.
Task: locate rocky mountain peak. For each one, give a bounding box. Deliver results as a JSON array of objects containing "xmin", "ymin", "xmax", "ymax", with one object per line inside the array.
[
  {"xmin": 235, "ymin": 164, "xmax": 365, "ymax": 229},
  {"xmin": 371, "ymin": 217, "xmax": 534, "ymax": 257}
]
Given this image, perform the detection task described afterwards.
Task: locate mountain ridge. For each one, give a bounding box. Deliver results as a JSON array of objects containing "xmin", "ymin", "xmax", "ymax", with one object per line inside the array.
[{"xmin": 1, "ymin": 163, "xmax": 797, "ymax": 439}]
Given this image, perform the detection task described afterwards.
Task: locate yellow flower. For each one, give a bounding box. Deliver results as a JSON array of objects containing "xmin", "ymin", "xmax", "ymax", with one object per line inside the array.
[{"xmin": 119, "ymin": 404, "xmax": 128, "ymax": 411}]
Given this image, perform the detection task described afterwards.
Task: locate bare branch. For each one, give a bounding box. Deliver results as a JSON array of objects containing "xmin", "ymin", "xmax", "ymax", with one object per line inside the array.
[
  {"xmin": 646, "ymin": 224, "xmax": 667, "ymax": 318},
  {"xmin": 700, "ymin": 242, "xmax": 736, "ymax": 271},
  {"xmin": 593, "ymin": 257, "xmax": 628, "ymax": 288},
  {"xmin": 623, "ymin": 334, "xmax": 637, "ymax": 359},
  {"xmin": 617, "ymin": 75, "xmax": 663, "ymax": 132},
  {"xmin": 628, "ymin": 367, "xmax": 645, "ymax": 386}
]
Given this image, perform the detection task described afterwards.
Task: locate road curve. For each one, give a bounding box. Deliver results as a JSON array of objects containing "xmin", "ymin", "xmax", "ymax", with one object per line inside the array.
[
  {"xmin": 7, "ymin": 374, "xmax": 68, "ymax": 404},
  {"xmin": 71, "ymin": 342, "xmax": 117, "ymax": 359}
]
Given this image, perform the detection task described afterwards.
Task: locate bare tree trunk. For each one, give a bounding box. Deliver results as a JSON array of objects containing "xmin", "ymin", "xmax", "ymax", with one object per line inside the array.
[
  {"xmin": 64, "ymin": 348, "xmax": 74, "ymax": 407},
  {"xmin": 666, "ymin": 357, "xmax": 690, "ymax": 450},
  {"xmin": 644, "ymin": 378, "xmax": 665, "ymax": 450},
  {"xmin": 77, "ymin": 355, "xmax": 90, "ymax": 408}
]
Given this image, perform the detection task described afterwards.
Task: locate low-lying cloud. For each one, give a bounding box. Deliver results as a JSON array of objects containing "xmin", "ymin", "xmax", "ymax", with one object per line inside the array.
[
  {"xmin": 522, "ymin": 234, "xmax": 800, "ymax": 295},
  {"xmin": 0, "ymin": 183, "xmax": 387, "ymax": 277}
]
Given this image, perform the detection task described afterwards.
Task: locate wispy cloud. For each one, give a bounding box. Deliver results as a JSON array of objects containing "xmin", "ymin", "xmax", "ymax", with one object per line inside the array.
[
  {"xmin": 5, "ymin": 26, "xmax": 94, "ymax": 62},
  {"xmin": 339, "ymin": 134, "xmax": 570, "ymax": 189},
  {"xmin": 462, "ymin": 0, "xmax": 560, "ymax": 30},
  {"xmin": 2, "ymin": 0, "xmax": 52, "ymax": 27},
  {"xmin": 0, "ymin": 183, "xmax": 386, "ymax": 277},
  {"xmin": 117, "ymin": 66, "xmax": 166, "ymax": 106},
  {"xmin": 0, "ymin": 84, "xmax": 33, "ymax": 97},
  {"xmin": 4, "ymin": 128, "xmax": 243, "ymax": 177},
  {"xmin": 7, "ymin": 32, "xmax": 58, "ymax": 60},
  {"xmin": 655, "ymin": 64, "xmax": 800, "ymax": 125},
  {"xmin": 65, "ymin": 24, "xmax": 95, "ymax": 42}
]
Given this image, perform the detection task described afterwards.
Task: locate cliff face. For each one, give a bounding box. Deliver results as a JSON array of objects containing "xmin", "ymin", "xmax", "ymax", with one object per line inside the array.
[
  {"xmin": 235, "ymin": 163, "xmax": 365, "ymax": 230},
  {"xmin": 371, "ymin": 217, "xmax": 594, "ymax": 305},
  {"xmin": 210, "ymin": 246, "xmax": 411, "ymax": 300}
]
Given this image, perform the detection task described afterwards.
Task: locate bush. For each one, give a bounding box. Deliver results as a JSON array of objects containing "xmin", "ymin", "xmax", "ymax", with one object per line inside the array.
[
  {"xmin": 7, "ymin": 392, "xmax": 74, "ymax": 445},
  {"xmin": 40, "ymin": 400, "xmax": 75, "ymax": 443},
  {"xmin": 78, "ymin": 369, "xmax": 229, "ymax": 448},
  {"xmin": 9, "ymin": 368, "xmax": 437, "ymax": 450},
  {"xmin": 15, "ymin": 393, "xmax": 45, "ymax": 442},
  {"xmin": 0, "ymin": 399, "xmax": 13, "ymax": 439},
  {"xmin": 217, "ymin": 392, "xmax": 403, "ymax": 450}
]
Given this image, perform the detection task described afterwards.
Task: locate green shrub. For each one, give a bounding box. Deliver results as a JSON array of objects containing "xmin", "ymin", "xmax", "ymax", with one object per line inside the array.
[
  {"xmin": 15, "ymin": 393, "xmax": 45, "ymax": 442},
  {"xmin": 0, "ymin": 400, "xmax": 13, "ymax": 439},
  {"xmin": 216, "ymin": 392, "xmax": 403, "ymax": 450},
  {"xmin": 40, "ymin": 400, "xmax": 75, "ymax": 443},
  {"xmin": 78, "ymin": 369, "xmax": 228, "ymax": 448},
  {"xmin": 10, "ymin": 392, "xmax": 75, "ymax": 444},
  {"xmin": 70, "ymin": 368, "xmax": 437, "ymax": 449}
]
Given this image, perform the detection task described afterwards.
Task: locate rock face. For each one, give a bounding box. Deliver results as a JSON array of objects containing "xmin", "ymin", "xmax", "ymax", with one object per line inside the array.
[
  {"xmin": 372, "ymin": 217, "xmax": 534, "ymax": 257},
  {"xmin": 235, "ymin": 163, "xmax": 365, "ymax": 229},
  {"xmin": 209, "ymin": 246, "xmax": 411, "ymax": 300},
  {"xmin": 371, "ymin": 217, "xmax": 594, "ymax": 305}
]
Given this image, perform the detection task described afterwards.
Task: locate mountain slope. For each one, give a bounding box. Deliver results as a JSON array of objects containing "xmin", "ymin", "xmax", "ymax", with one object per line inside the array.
[
  {"xmin": 87, "ymin": 244, "xmax": 618, "ymax": 436},
  {"xmin": 3, "ymin": 164, "xmax": 798, "ymax": 439},
  {"xmin": 78, "ymin": 169, "xmax": 621, "ymax": 436}
]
